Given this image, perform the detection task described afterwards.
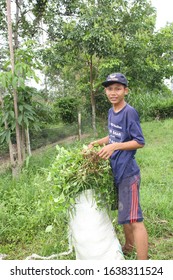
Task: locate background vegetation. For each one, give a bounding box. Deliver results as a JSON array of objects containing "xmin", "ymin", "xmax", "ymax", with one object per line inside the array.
[{"xmin": 1, "ymin": 0, "xmax": 173, "ymax": 169}]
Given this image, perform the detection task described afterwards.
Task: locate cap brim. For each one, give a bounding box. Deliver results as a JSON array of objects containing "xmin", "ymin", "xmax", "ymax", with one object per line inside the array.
[{"xmin": 102, "ymin": 81, "xmax": 127, "ymax": 87}]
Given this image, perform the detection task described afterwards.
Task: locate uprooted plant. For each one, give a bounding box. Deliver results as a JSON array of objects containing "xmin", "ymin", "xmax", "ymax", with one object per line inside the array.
[{"xmin": 47, "ymin": 144, "xmax": 116, "ymax": 213}]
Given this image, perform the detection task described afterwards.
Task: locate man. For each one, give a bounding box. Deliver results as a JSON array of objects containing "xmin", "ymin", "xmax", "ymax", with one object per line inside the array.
[{"xmin": 88, "ymin": 73, "xmax": 148, "ymax": 260}]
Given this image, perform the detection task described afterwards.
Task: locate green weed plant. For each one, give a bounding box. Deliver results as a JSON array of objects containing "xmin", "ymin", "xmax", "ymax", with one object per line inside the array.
[{"xmin": 47, "ymin": 144, "xmax": 115, "ymax": 214}]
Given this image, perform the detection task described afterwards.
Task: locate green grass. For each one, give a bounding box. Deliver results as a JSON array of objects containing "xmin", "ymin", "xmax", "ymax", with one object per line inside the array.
[
  {"xmin": 0, "ymin": 119, "xmax": 173, "ymax": 260},
  {"xmin": 137, "ymin": 119, "xmax": 173, "ymax": 259}
]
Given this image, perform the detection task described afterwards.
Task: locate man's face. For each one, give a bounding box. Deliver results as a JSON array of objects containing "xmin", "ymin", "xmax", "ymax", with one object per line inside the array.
[{"xmin": 105, "ymin": 83, "xmax": 128, "ymax": 105}]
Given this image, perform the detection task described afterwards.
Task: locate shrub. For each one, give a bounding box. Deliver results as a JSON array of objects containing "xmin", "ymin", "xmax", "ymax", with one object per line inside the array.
[
  {"xmin": 126, "ymin": 87, "xmax": 173, "ymax": 121},
  {"xmin": 54, "ymin": 97, "xmax": 79, "ymax": 124},
  {"xmin": 148, "ymin": 98, "xmax": 173, "ymax": 119}
]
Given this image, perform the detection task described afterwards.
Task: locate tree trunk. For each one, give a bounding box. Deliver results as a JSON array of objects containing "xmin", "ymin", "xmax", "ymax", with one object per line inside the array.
[
  {"xmin": 21, "ymin": 124, "xmax": 26, "ymax": 160},
  {"xmin": 89, "ymin": 56, "xmax": 97, "ymax": 136},
  {"xmin": 14, "ymin": 0, "xmax": 19, "ymax": 50},
  {"xmin": 6, "ymin": 0, "xmax": 22, "ymax": 168},
  {"xmin": 78, "ymin": 112, "xmax": 82, "ymax": 141},
  {"xmin": 25, "ymin": 126, "xmax": 32, "ymax": 156}
]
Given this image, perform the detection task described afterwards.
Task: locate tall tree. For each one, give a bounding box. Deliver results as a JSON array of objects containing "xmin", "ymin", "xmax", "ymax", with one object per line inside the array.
[
  {"xmin": 0, "ymin": 0, "xmax": 43, "ymax": 175},
  {"xmin": 41, "ymin": 0, "xmax": 125, "ymax": 133},
  {"xmin": 6, "ymin": 0, "xmax": 22, "ymax": 172}
]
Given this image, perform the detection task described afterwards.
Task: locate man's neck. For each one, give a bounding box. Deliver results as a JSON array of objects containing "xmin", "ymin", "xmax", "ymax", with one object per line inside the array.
[{"xmin": 113, "ymin": 101, "xmax": 126, "ymax": 113}]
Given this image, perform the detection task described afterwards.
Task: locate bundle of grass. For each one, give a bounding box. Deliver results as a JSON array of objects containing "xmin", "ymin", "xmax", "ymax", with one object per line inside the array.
[{"xmin": 47, "ymin": 144, "xmax": 124, "ymax": 260}]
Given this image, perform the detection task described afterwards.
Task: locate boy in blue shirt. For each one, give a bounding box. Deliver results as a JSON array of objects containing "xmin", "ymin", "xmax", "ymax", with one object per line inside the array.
[{"xmin": 88, "ymin": 73, "xmax": 148, "ymax": 260}]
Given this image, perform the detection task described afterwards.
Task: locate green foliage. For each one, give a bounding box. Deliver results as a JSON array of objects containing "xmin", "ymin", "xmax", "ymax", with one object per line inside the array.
[
  {"xmin": 0, "ymin": 87, "xmax": 40, "ymax": 145},
  {"xmin": 0, "ymin": 40, "xmax": 42, "ymax": 147},
  {"xmin": 95, "ymin": 91, "xmax": 110, "ymax": 119},
  {"xmin": 17, "ymin": 87, "xmax": 40, "ymax": 129},
  {"xmin": 0, "ymin": 146, "xmax": 59, "ymax": 245},
  {"xmin": 47, "ymin": 144, "xmax": 115, "ymax": 213},
  {"xmin": 54, "ymin": 96, "xmax": 79, "ymax": 123},
  {"xmin": 0, "ymin": 42, "xmax": 40, "ymax": 90},
  {"xmin": 0, "ymin": 177, "xmax": 60, "ymax": 246},
  {"xmin": 126, "ymin": 87, "xmax": 173, "ymax": 121},
  {"xmin": 0, "ymin": 94, "xmax": 14, "ymax": 144},
  {"xmin": 149, "ymin": 98, "xmax": 173, "ymax": 119},
  {"xmin": 41, "ymin": 0, "xmax": 173, "ymax": 111}
]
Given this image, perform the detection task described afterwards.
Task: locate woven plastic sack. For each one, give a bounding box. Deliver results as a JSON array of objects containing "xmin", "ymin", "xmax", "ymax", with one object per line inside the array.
[{"xmin": 69, "ymin": 189, "xmax": 124, "ymax": 260}]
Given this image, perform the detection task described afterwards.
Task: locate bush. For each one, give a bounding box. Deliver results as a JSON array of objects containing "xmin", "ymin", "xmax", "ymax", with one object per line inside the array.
[
  {"xmin": 126, "ymin": 87, "xmax": 173, "ymax": 121},
  {"xmin": 54, "ymin": 97, "xmax": 79, "ymax": 124},
  {"xmin": 148, "ymin": 98, "xmax": 173, "ymax": 119}
]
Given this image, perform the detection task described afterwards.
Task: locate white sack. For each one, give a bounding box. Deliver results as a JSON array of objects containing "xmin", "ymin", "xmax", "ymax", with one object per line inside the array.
[{"xmin": 69, "ymin": 189, "xmax": 124, "ymax": 260}]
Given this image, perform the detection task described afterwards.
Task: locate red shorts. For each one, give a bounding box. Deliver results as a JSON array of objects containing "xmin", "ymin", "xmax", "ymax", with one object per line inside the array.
[{"xmin": 115, "ymin": 173, "xmax": 144, "ymax": 224}]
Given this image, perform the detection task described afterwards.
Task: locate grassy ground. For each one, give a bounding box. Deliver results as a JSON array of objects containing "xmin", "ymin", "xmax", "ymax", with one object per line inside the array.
[{"xmin": 0, "ymin": 119, "xmax": 173, "ymax": 260}]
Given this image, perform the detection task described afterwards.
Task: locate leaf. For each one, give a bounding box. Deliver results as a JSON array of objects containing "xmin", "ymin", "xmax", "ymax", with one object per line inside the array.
[
  {"xmin": 18, "ymin": 114, "xmax": 23, "ymax": 125},
  {"xmin": 53, "ymin": 193, "xmax": 65, "ymax": 204},
  {"xmin": 1, "ymin": 74, "xmax": 7, "ymax": 88},
  {"xmin": 12, "ymin": 76, "xmax": 18, "ymax": 89},
  {"xmin": 3, "ymin": 60, "xmax": 10, "ymax": 69},
  {"xmin": 25, "ymin": 114, "xmax": 34, "ymax": 121},
  {"xmin": 9, "ymin": 111, "xmax": 15, "ymax": 118},
  {"xmin": 11, "ymin": 122, "xmax": 16, "ymax": 131},
  {"xmin": 19, "ymin": 105, "xmax": 24, "ymax": 112},
  {"xmin": 23, "ymin": 104, "xmax": 33, "ymax": 111},
  {"xmin": 45, "ymin": 225, "xmax": 53, "ymax": 233},
  {"xmin": 23, "ymin": 116, "xmax": 29, "ymax": 126},
  {"xmin": 33, "ymin": 123, "xmax": 40, "ymax": 131},
  {"xmin": 18, "ymin": 77, "xmax": 25, "ymax": 88},
  {"xmin": 6, "ymin": 130, "xmax": 11, "ymax": 143},
  {"xmin": 0, "ymin": 131, "xmax": 6, "ymax": 144},
  {"xmin": 2, "ymin": 113, "xmax": 9, "ymax": 123}
]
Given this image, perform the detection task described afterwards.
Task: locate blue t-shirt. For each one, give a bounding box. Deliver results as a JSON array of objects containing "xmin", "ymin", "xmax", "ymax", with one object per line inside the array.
[{"xmin": 108, "ymin": 103, "xmax": 145, "ymax": 184}]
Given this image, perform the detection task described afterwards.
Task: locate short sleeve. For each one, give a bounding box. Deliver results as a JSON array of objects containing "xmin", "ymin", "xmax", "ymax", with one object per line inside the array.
[{"xmin": 128, "ymin": 109, "xmax": 145, "ymax": 145}]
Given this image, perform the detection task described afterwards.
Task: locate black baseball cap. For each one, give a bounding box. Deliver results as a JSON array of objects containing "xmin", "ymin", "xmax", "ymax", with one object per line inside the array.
[{"xmin": 102, "ymin": 73, "xmax": 128, "ymax": 87}]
